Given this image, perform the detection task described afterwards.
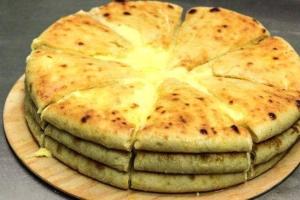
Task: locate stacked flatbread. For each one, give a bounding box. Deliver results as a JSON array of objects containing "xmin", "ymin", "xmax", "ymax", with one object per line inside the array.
[{"xmin": 24, "ymin": 0, "xmax": 300, "ymax": 193}]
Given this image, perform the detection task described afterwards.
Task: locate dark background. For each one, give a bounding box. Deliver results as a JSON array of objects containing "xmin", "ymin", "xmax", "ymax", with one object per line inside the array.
[{"xmin": 1, "ymin": 0, "xmax": 299, "ymax": 199}]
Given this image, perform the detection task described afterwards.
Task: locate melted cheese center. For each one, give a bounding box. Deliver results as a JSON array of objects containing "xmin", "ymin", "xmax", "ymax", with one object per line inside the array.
[{"xmin": 94, "ymin": 23, "xmax": 171, "ymax": 71}]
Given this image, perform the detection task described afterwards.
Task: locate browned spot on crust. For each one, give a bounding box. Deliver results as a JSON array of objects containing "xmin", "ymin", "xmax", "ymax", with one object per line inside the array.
[
  {"xmin": 262, "ymin": 28, "xmax": 266, "ymax": 33},
  {"xmin": 196, "ymin": 97, "xmax": 204, "ymax": 101},
  {"xmin": 172, "ymin": 93, "xmax": 179, "ymax": 96},
  {"xmin": 200, "ymin": 128, "xmax": 208, "ymax": 135},
  {"xmin": 211, "ymin": 127, "xmax": 217, "ymax": 134},
  {"xmin": 268, "ymin": 99, "xmax": 273, "ymax": 103},
  {"xmin": 161, "ymin": 110, "xmax": 166, "ymax": 114},
  {"xmin": 123, "ymin": 11, "xmax": 131, "ymax": 16},
  {"xmin": 268, "ymin": 112, "xmax": 276, "ymax": 120},
  {"xmin": 230, "ymin": 125, "xmax": 239, "ymax": 134},
  {"xmin": 103, "ymin": 13, "xmax": 110, "ymax": 17},
  {"xmin": 155, "ymin": 106, "xmax": 163, "ymax": 111},
  {"xmin": 247, "ymin": 62, "xmax": 253, "ymax": 66},
  {"xmin": 229, "ymin": 100, "xmax": 234, "ymax": 104},
  {"xmin": 60, "ymin": 64, "xmax": 67, "ymax": 68},
  {"xmin": 147, "ymin": 115, "xmax": 151, "ymax": 120},
  {"xmin": 83, "ymin": 20, "xmax": 91, "ymax": 25},
  {"xmin": 185, "ymin": 103, "xmax": 190, "ymax": 106},
  {"xmin": 179, "ymin": 116, "xmax": 187, "ymax": 123},
  {"xmin": 209, "ymin": 7, "xmax": 221, "ymax": 12},
  {"xmin": 222, "ymin": 24, "xmax": 228, "ymax": 28},
  {"xmin": 188, "ymin": 9, "xmax": 197, "ymax": 14},
  {"xmin": 111, "ymin": 111, "xmax": 117, "ymax": 115},
  {"xmin": 130, "ymin": 103, "xmax": 139, "ymax": 109},
  {"xmin": 167, "ymin": 4, "xmax": 174, "ymax": 9},
  {"xmin": 273, "ymin": 47, "xmax": 278, "ymax": 50},
  {"xmin": 273, "ymin": 56, "xmax": 279, "ymax": 60},
  {"xmin": 172, "ymin": 98, "xmax": 179, "ymax": 101},
  {"xmin": 77, "ymin": 42, "xmax": 84, "ymax": 46},
  {"xmin": 47, "ymin": 55, "xmax": 52, "ymax": 59},
  {"xmin": 81, "ymin": 114, "xmax": 91, "ymax": 123}
]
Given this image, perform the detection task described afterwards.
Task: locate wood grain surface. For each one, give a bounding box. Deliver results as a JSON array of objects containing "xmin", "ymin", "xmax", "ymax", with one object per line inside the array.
[{"xmin": 3, "ymin": 75, "xmax": 300, "ymax": 200}]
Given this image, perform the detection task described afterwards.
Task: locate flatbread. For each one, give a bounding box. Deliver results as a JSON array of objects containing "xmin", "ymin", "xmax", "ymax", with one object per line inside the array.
[
  {"xmin": 131, "ymin": 170, "xmax": 245, "ymax": 193},
  {"xmin": 89, "ymin": 1, "xmax": 182, "ymax": 48},
  {"xmin": 253, "ymin": 123, "xmax": 299, "ymax": 165},
  {"xmin": 24, "ymin": 93, "xmax": 47, "ymax": 129},
  {"xmin": 26, "ymin": 47, "xmax": 139, "ymax": 111},
  {"xmin": 24, "ymin": 107, "xmax": 44, "ymax": 146},
  {"xmin": 44, "ymin": 136, "xmax": 129, "ymax": 189},
  {"xmin": 45, "ymin": 125, "xmax": 131, "ymax": 172},
  {"xmin": 42, "ymin": 80, "xmax": 158, "ymax": 151},
  {"xmin": 134, "ymin": 151, "xmax": 250, "ymax": 174},
  {"xmin": 32, "ymin": 11, "xmax": 132, "ymax": 57},
  {"xmin": 248, "ymin": 152, "xmax": 285, "ymax": 179},
  {"xmin": 171, "ymin": 6, "xmax": 269, "ymax": 69},
  {"xmin": 196, "ymin": 77, "xmax": 300, "ymax": 142},
  {"xmin": 135, "ymin": 79, "xmax": 252, "ymax": 153},
  {"xmin": 212, "ymin": 36, "xmax": 300, "ymax": 91}
]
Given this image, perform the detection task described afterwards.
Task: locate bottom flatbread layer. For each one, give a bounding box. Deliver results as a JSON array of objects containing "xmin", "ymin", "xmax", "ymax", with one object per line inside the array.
[
  {"xmin": 45, "ymin": 125, "xmax": 131, "ymax": 172},
  {"xmin": 131, "ymin": 171, "xmax": 246, "ymax": 193},
  {"xmin": 131, "ymin": 151, "xmax": 287, "ymax": 193},
  {"xmin": 134, "ymin": 151, "xmax": 250, "ymax": 174},
  {"xmin": 44, "ymin": 136, "xmax": 129, "ymax": 189},
  {"xmin": 249, "ymin": 152, "xmax": 285, "ymax": 179},
  {"xmin": 253, "ymin": 124, "xmax": 299, "ymax": 165}
]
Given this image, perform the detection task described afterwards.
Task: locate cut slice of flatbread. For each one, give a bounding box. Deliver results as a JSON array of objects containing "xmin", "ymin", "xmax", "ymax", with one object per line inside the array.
[
  {"xmin": 212, "ymin": 36, "xmax": 300, "ymax": 91},
  {"xmin": 26, "ymin": 47, "xmax": 139, "ymax": 111},
  {"xmin": 45, "ymin": 125, "xmax": 131, "ymax": 172},
  {"xmin": 248, "ymin": 152, "xmax": 285, "ymax": 179},
  {"xmin": 253, "ymin": 122, "xmax": 299, "ymax": 165},
  {"xmin": 89, "ymin": 1, "xmax": 183, "ymax": 48},
  {"xmin": 24, "ymin": 106, "xmax": 44, "ymax": 146},
  {"xmin": 32, "ymin": 11, "xmax": 132, "ymax": 57},
  {"xmin": 134, "ymin": 151, "xmax": 250, "ymax": 174},
  {"xmin": 171, "ymin": 6, "xmax": 269, "ymax": 70},
  {"xmin": 135, "ymin": 79, "xmax": 252, "ymax": 153},
  {"xmin": 24, "ymin": 93, "xmax": 47, "ymax": 129},
  {"xmin": 44, "ymin": 136, "xmax": 129, "ymax": 189},
  {"xmin": 42, "ymin": 80, "xmax": 158, "ymax": 151},
  {"xmin": 131, "ymin": 170, "xmax": 245, "ymax": 193},
  {"xmin": 196, "ymin": 77, "xmax": 300, "ymax": 142}
]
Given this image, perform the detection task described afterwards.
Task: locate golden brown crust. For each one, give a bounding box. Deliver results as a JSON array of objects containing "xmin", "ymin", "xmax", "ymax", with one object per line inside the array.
[
  {"xmin": 212, "ymin": 36, "xmax": 300, "ymax": 91},
  {"xmin": 196, "ymin": 77, "xmax": 300, "ymax": 142},
  {"xmin": 26, "ymin": 47, "xmax": 138, "ymax": 110},
  {"xmin": 171, "ymin": 6, "xmax": 269, "ymax": 69},
  {"xmin": 135, "ymin": 79, "xmax": 253, "ymax": 153},
  {"xmin": 89, "ymin": 1, "xmax": 183, "ymax": 48},
  {"xmin": 32, "ymin": 11, "xmax": 132, "ymax": 57}
]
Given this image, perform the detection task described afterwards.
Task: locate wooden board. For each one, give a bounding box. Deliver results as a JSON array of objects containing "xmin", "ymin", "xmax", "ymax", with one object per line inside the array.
[{"xmin": 3, "ymin": 75, "xmax": 300, "ymax": 200}]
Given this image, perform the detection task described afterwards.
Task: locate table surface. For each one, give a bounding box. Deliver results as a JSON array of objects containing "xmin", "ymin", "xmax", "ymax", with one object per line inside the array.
[{"xmin": 1, "ymin": 0, "xmax": 299, "ymax": 199}]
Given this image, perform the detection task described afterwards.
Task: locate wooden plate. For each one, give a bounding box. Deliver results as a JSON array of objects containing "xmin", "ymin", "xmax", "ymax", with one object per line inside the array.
[{"xmin": 3, "ymin": 75, "xmax": 300, "ymax": 199}]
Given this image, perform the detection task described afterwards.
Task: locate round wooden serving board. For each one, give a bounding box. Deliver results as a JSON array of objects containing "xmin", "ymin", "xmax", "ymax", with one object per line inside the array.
[{"xmin": 3, "ymin": 75, "xmax": 300, "ymax": 200}]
